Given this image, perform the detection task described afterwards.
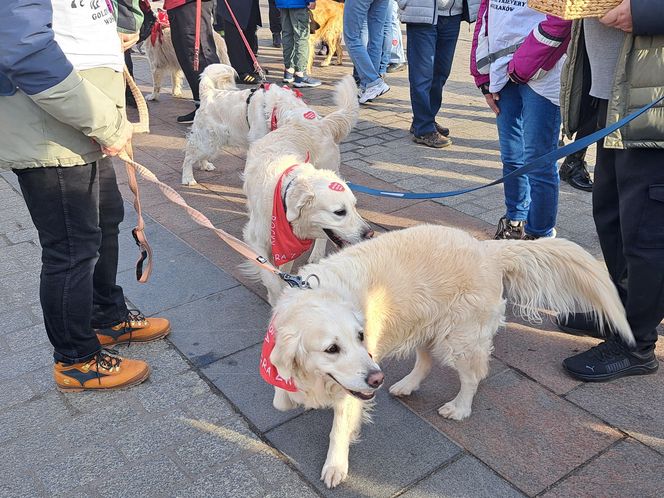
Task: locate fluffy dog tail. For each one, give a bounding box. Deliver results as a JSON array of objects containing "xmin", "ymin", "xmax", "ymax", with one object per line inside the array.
[
  {"xmin": 321, "ymin": 75, "xmax": 359, "ymax": 143},
  {"xmin": 199, "ymin": 63, "xmax": 237, "ymax": 103},
  {"xmin": 490, "ymin": 238, "xmax": 634, "ymax": 346}
]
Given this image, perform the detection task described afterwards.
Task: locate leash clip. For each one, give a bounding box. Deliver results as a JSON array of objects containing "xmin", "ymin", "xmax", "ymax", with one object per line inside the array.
[{"xmin": 279, "ymin": 272, "xmax": 311, "ymax": 290}]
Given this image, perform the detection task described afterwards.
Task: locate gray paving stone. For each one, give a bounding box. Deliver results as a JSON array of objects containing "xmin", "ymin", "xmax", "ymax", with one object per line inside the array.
[
  {"xmin": 3, "ymin": 323, "xmax": 49, "ymax": 351},
  {"xmin": 0, "ymin": 377, "xmax": 37, "ymax": 411},
  {"xmin": 114, "ymin": 340, "xmax": 191, "ymax": 383},
  {"xmin": 0, "ymin": 308, "xmax": 42, "ymax": 335},
  {"xmin": 132, "ymin": 370, "xmax": 211, "ymax": 414},
  {"xmin": 266, "ymin": 390, "xmax": 461, "ymax": 498},
  {"xmin": 201, "ymin": 344, "xmax": 304, "ymax": 432},
  {"xmin": 161, "ymin": 287, "xmax": 270, "ymax": 367},
  {"xmin": 97, "ymin": 453, "xmax": 189, "ymax": 498},
  {"xmin": 182, "ymin": 392, "xmax": 241, "ymax": 425},
  {"xmin": 402, "ymin": 455, "xmax": 526, "ymax": 498},
  {"xmin": 0, "ymin": 342, "xmax": 54, "ymax": 382},
  {"xmin": 37, "ymin": 439, "xmax": 126, "ymax": 495},
  {"xmin": 6, "ymin": 227, "xmax": 39, "ymax": 244},
  {"xmin": 542, "ymin": 438, "xmax": 664, "ymax": 498},
  {"xmin": 0, "ymin": 472, "xmax": 44, "ymax": 498},
  {"xmin": 116, "ymin": 249, "xmax": 239, "ymax": 316}
]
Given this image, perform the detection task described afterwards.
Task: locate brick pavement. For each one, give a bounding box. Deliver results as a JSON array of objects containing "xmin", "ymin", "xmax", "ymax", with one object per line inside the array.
[{"xmin": 2, "ymin": 3, "xmax": 663, "ymax": 497}]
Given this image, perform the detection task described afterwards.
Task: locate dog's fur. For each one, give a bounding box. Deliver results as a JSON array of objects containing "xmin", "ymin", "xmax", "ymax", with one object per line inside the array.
[
  {"xmin": 182, "ymin": 68, "xmax": 358, "ymax": 185},
  {"xmin": 242, "ymin": 105, "xmax": 370, "ymax": 304},
  {"xmin": 144, "ymin": 14, "xmax": 230, "ymax": 102},
  {"xmin": 269, "ymin": 225, "xmax": 634, "ymax": 487},
  {"xmin": 308, "ymin": 0, "xmax": 345, "ymax": 73}
]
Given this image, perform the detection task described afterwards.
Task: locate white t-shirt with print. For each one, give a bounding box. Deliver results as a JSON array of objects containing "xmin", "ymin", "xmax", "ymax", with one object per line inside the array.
[{"xmin": 52, "ymin": 0, "xmax": 124, "ymax": 72}]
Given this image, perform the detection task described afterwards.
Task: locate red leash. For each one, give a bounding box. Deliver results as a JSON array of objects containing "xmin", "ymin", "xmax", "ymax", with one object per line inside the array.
[
  {"xmin": 222, "ymin": 0, "xmax": 266, "ymax": 81},
  {"xmin": 193, "ymin": 0, "xmax": 201, "ymax": 71}
]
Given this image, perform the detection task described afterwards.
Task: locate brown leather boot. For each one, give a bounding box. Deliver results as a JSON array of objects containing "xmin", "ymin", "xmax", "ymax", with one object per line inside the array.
[
  {"xmin": 95, "ymin": 310, "xmax": 170, "ymax": 346},
  {"xmin": 54, "ymin": 350, "xmax": 150, "ymax": 392}
]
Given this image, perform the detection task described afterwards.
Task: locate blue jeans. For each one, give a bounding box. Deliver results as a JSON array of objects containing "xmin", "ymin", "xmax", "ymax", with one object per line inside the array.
[
  {"xmin": 344, "ymin": 0, "xmax": 390, "ymax": 89},
  {"xmin": 496, "ymin": 82, "xmax": 561, "ymax": 237},
  {"xmin": 388, "ymin": 0, "xmax": 405, "ymax": 65},
  {"xmin": 14, "ymin": 159, "xmax": 129, "ymax": 363},
  {"xmin": 406, "ymin": 15, "xmax": 461, "ymax": 136}
]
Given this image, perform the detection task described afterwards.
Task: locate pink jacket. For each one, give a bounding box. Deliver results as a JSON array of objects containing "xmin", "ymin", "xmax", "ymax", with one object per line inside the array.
[{"xmin": 470, "ymin": 0, "xmax": 571, "ymax": 90}]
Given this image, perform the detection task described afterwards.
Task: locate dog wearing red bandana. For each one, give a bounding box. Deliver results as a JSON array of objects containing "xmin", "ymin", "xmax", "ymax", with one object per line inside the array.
[{"xmin": 242, "ymin": 94, "xmax": 372, "ymax": 304}]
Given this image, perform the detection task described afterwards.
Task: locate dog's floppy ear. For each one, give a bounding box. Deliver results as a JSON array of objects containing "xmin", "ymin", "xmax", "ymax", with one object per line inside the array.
[
  {"xmin": 270, "ymin": 325, "xmax": 302, "ymax": 381},
  {"xmin": 285, "ymin": 180, "xmax": 315, "ymax": 223}
]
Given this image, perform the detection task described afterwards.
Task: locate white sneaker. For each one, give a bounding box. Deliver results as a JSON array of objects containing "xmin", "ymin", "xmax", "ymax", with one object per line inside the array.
[{"xmin": 358, "ymin": 81, "xmax": 390, "ymax": 104}]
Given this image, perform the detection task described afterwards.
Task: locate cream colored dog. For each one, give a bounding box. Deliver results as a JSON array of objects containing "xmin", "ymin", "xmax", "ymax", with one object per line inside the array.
[
  {"xmin": 269, "ymin": 225, "xmax": 634, "ymax": 488},
  {"xmin": 145, "ymin": 13, "xmax": 230, "ymax": 102},
  {"xmin": 181, "ymin": 68, "xmax": 358, "ymax": 186}
]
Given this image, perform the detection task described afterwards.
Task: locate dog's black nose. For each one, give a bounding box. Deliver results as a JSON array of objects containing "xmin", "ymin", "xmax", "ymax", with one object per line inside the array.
[
  {"xmin": 363, "ymin": 228, "xmax": 375, "ymax": 239},
  {"xmin": 366, "ymin": 370, "xmax": 384, "ymax": 388}
]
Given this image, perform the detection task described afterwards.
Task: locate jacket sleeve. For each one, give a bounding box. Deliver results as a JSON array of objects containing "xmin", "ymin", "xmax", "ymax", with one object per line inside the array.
[
  {"xmin": 469, "ymin": 0, "xmax": 490, "ymax": 88},
  {"xmin": 0, "ymin": 0, "xmax": 130, "ymax": 147},
  {"xmin": 507, "ymin": 15, "xmax": 571, "ymax": 85},
  {"xmin": 111, "ymin": 0, "xmax": 144, "ymax": 34},
  {"xmin": 631, "ymin": 0, "xmax": 664, "ymax": 36}
]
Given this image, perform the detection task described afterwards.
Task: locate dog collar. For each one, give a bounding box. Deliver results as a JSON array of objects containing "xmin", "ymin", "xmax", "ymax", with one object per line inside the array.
[
  {"xmin": 271, "ymin": 165, "xmax": 313, "ymax": 266},
  {"xmin": 260, "ymin": 317, "xmax": 297, "ymax": 392}
]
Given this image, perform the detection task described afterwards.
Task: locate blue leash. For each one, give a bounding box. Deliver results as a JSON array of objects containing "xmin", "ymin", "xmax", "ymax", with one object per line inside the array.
[{"xmin": 347, "ymin": 96, "xmax": 664, "ymax": 200}]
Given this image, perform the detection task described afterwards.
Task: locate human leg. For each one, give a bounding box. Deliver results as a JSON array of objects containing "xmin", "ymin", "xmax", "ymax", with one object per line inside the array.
[
  {"xmin": 388, "ymin": 0, "xmax": 405, "ymax": 65},
  {"xmin": 281, "ymin": 9, "xmax": 296, "ymax": 71},
  {"xmin": 406, "ymin": 22, "xmax": 436, "ymax": 136},
  {"xmin": 495, "ymin": 82, "xmax": 528, "ymax": 225},
  {"xmin": 366, "ymin": 0, "xmax": 390, "ymax": 80},
  {"xmin": 429, "ymin": 15, "xmax": 461, "ymax": 132},
  {"xmin": 344, "ymin": 0, "xmax": 381, "ymax": 88},
  {"xmin": 520, "ymin": 84, "xmax": 561, "ymax": 238}
]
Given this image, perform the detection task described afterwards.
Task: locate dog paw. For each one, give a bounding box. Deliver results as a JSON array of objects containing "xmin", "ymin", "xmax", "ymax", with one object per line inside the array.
[
  {"xmin": 388, "ymin": 378, "xmax": 419, "ymax": 397},
  {"xmin": 438, "ymin": 401, "xmax": 472, "ymax": 421},
  {"xmin": 172, "ymin": 90, "xmax": 183, "ymax": 98},
  {"xmin": 181, "ymin": 175, "xmax": 197, "ymax": 186},
  {"xmin": 320, "ymin": 60, "xmax": 331, "ymax": 67},
  {"xmin": 201, "ymin": 161, "xmax": 216, "ymax": 172},
  {"xmin": 321, "ymin": 462, "xmax": 348, "ymax": 488},
  {"xmin": 146, "ymin": 93, "xmax": 159, "ymax": 101}
]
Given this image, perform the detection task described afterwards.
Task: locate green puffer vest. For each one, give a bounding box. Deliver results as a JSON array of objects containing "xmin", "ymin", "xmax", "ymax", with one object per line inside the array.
[{"xmin": 560, "ymin": 21, "xmax": 664, "ymax": 149}]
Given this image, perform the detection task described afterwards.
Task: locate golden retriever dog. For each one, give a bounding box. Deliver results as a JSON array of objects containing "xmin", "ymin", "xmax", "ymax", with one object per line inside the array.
[
  {"xmin": 308, "ymin": 0, "xmax": 344, "ymax": 73},
  {"xmin": 181, "ymin": 64, "xmax": 312, "ymax": 185},
  {"xmin": 269, "ymin": 225, "xmax": 634, "ymax": 487},
  {"xmin": 182, "ymin": 69, "xmax": 358, "ymax": 186},
  {"xmin": 145, "ymin": 10, "xmax": 230, "ymax": 102}
]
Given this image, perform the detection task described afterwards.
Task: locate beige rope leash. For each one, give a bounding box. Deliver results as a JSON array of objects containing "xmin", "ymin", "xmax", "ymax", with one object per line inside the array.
[
  {"xmin": 123, "ymin": 66, "xmax": 152, "ymax": 283},
  {"xmin": 120, "ymin": 68, "xmax": 310, "ymax": 289}
]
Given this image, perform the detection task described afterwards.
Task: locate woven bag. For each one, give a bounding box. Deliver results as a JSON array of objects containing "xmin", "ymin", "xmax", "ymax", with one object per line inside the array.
[{"xmin": 528, "ymin": 0, "xmax": 621, "ymax": 19}]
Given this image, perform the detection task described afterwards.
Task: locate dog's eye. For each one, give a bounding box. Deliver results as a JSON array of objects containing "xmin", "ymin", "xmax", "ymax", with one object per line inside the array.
[
  {"xmin": 333, "ymin": 209, "xmax": 347, "ymax": 217},
  {"xmin": 325, "ymin": 344, "xmax": 340, "ymax": 354},
  {"xmin": 358, "ymin": 331, "xmax": 364, "ymax": 342}
]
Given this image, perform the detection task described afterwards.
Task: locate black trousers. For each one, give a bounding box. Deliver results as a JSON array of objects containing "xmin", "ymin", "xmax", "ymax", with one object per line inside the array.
[
  {"xmin": 268, "ymin": 0, "xmax": 281, "ymax": 34},
  {"xmin": 593, "ymin": 100, "xmax": 664, "ymax": 351},
  {"xmin": 14, "ymin": 160, "xmax": 128, "ymax": 363},
  {"xmin": 224, "ymin": 19, "xmax": 258, "ymax": 75},
  {"xmin": 168, "ymin": 0, "xmax": 220, "ymax": 102}
]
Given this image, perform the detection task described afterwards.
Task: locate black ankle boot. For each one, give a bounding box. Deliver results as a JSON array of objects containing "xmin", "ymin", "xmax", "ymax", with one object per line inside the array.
[{"xmin": 559, "ymin": 154, "xmax": 593, "ymax": 192}]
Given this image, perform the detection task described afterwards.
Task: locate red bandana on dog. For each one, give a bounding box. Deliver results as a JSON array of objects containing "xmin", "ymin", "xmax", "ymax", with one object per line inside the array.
[
  {"xmin": 260, "ymin": 317, "xmax": 297, "ymax": 392},
  {"xmin": 271, "ymin": 165, "xmax": 313, "ymax": 266},
  {"xmin": 150, "ymin": 10, "xmax": 170, "ymax": 46}
]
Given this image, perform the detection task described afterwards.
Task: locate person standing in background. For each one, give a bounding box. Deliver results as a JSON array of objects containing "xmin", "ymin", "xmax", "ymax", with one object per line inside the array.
[
  {"xmin": 277, "ymin": 0, "xmax": 322, "ymax": 87},
  {"xmin": 386, "ymin": 0, "xmax": 406, "ymax": 73},
  {"xmin": 344, "ymin": 0, "xmax": 391, "ymax": 104},
  {"xmin": 401, "ymin": 0, "xmax": 479, "ymax": 148},
  {"xmin": 164, "ymin": 0, "xmax": 220, "ymax": 123},
  {"xmin": 216, "ymin": 0, "xmax": 263, "ymax": 84},
  {"xmin": 269, "ymin": 0, "xmax": 283, "ymax": 47}
]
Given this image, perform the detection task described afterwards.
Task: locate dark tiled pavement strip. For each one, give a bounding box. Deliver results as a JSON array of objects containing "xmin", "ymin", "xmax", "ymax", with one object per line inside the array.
[{"xmin": 2, "ymin": 1, "xmax": 664, "ymax": 495}]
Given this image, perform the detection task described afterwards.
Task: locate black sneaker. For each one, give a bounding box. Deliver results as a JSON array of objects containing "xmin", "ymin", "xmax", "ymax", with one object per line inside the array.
[
  {"xmin": 176, "ymin": 108, "xmax": 197, "ymax": 124},
  {"xmin": 272, "ymin": 32, "xmax": 282, "ymax": 48},
  {"xmin": 559, "ymin": 157, "xmax": 593, "ymax": 192},
  {"xmin": 494, "ymin": 216, "xmax": 525, "ymax": 240},
  {"xmin": 556, "ymin": 312, "xmax": 605, "ymax": 339},
  {"xmin": 563, "ymin": 339, "xmax": 659, "ymax": 382}
]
